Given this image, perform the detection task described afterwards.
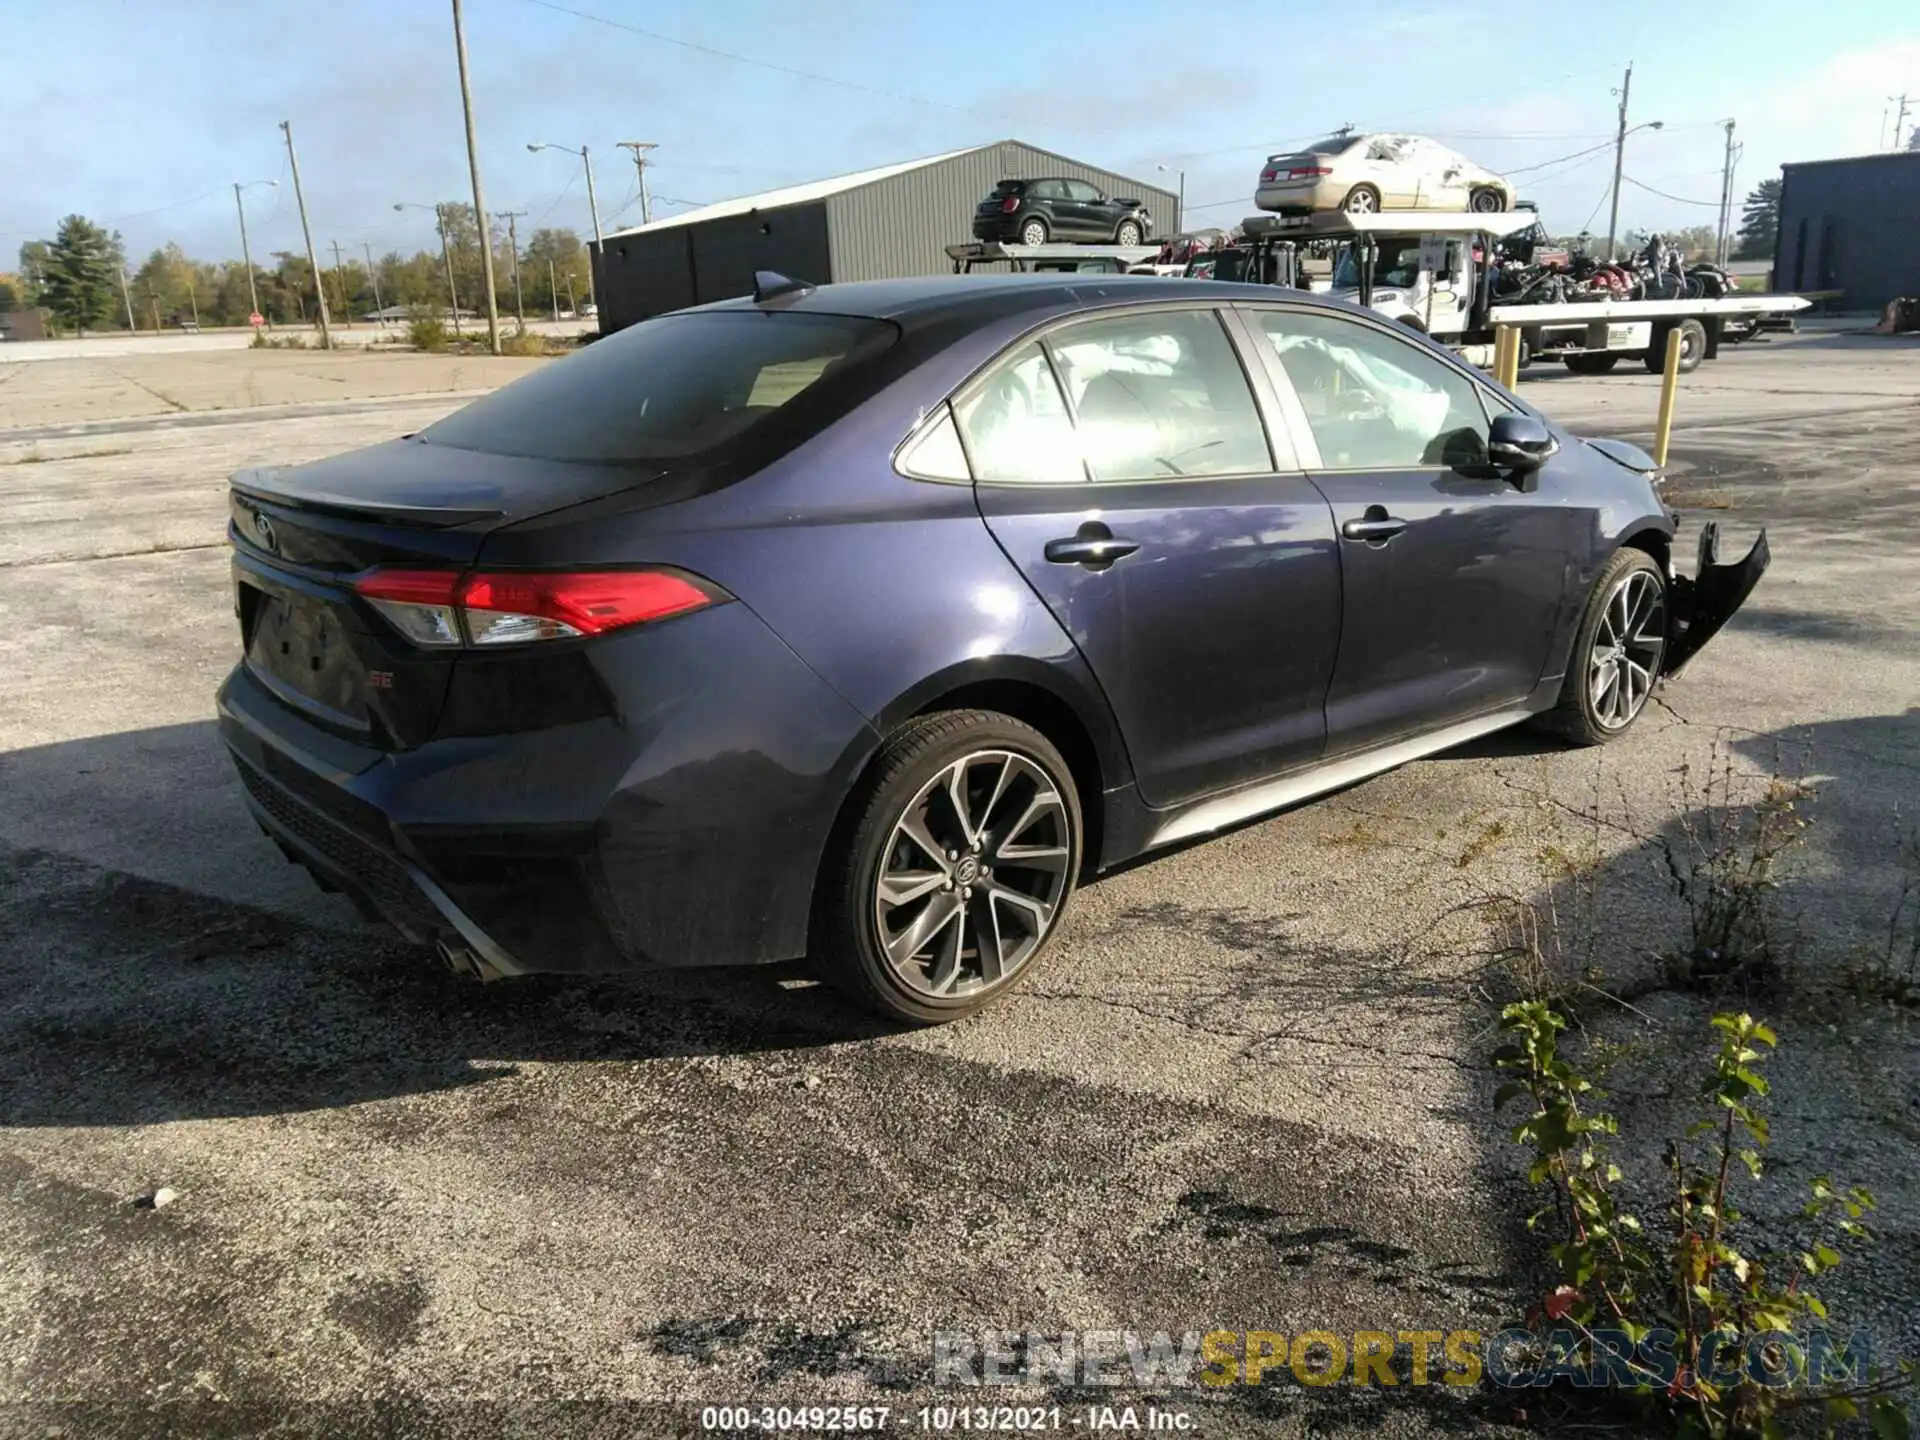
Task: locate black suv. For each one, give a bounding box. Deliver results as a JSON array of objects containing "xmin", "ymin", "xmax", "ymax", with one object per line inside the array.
[{"xmin": 972, "ymin": 178, "xmax": 1153, "ymax": 246}]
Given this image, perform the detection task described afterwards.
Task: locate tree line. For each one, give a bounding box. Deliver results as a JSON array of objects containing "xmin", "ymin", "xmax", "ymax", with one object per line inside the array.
[{"xmin": 3, "ymin": 206, "xmax": 596, "ymax": 334}]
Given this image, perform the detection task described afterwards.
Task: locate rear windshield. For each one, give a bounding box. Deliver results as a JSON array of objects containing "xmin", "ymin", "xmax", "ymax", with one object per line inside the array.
[
  {"xmin": 1299, "ymin": 135, "xmax": 1361, "ymax": 156},
  {"xmin": 991, "ymin": 180, "xmax": 1026, "ymax": 194},
  {"xmin": 420, "ymin": 311, "xmax": 895, "ymax": 465}
]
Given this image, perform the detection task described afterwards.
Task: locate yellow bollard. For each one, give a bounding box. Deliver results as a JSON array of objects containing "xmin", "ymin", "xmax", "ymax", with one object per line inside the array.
[
  {"xmin": 1651, "ymin": 325, "xmax": 1684, "ymax": 469},
  {"xmin": 1491, "ymin": 326, "xmax": 1515, "ymax": 388},
  {"xmin": 1503, "ymin": 328, "xmax": 1522, "ymax": 389}
]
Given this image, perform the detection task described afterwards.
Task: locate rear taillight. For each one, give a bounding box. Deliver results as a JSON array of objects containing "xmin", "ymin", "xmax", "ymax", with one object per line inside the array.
[
  {"xmin": 1260, "ymin": 168, "xmax": 1278, "ymax": 183},
  {"xmin": 353, "ymin": 567, "xmax": 722, "ymax": 648},
  {"xmin": 1000, "ymin": 196, "xmax": 1020, "ymax": 213},
  {"xmin": 1289, "ymin": 166, "xmax": 1333, "ymax": 179}
]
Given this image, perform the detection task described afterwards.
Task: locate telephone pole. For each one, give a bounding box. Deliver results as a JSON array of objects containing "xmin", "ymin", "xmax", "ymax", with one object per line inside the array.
[
  {"xmin": 450, "ymin": 0, "xmax": 501, "ymax": 353},
  {"xmin": 617, "ymin": 141, "xmax": 656, "ymax": 225},
  {"xmin": 362, "ymin": 241, "xmax": 385, "ymax": 320},
  {"xmin": 117, "ymin": 267, "xmax": 135, "ymax": 332},
  {"xmin": 1714, "ymin": 120, "xmax": 1738, "ymax": 265},
  {"xmin": 278, "ymin": 120, "xmax": 332, "ymax": 347},
  {"xmin": 496, "ymin": 210, "xmax": 527, "ymax": 323},
  {"xmin": 1605, "ymin": 62, "xmax": 1633, "ymax": 262},
  {"xmin": 1892, "ymin": 94, "xmax": 1913, "ymax": 150},
  {"xmin": 328, "ymin": 239, "xmax": 354, "ymax": 327},
  {"xmin": 547, "ymin": 258, "xmax": 559, "ymax": 322}
]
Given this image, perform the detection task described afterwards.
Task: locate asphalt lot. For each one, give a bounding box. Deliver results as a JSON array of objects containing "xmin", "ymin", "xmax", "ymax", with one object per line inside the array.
[{"xmin": 2, "ymin": 333, "xmax": 1916, "ymax": 1437}]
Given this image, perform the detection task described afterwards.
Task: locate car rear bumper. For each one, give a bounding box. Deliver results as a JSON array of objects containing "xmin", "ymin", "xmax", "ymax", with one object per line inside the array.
[
  {"xmin": 972, "ymin": 215, "xmax": 1029, "ymax": 240},
  {"xmin": 1255, "ymin": 178, "xmax": 1347, "ymax": 214},
  {"xmin": 216, "ymin": 601, "xmax": 880, "ymax": 975}
]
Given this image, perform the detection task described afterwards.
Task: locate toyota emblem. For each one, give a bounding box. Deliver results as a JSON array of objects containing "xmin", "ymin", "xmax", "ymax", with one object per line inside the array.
[{"xmin": 252, "ymin": 511, "xmax": 277, "ymax": 551}]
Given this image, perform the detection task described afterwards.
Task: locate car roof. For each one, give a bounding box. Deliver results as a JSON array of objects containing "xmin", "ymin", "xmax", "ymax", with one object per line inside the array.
[{"xmin": 693, "ymin": 273, "xmax": 1356, "ymax": 330}]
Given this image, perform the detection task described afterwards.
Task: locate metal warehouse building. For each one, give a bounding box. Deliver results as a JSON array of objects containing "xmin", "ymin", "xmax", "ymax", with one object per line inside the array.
[
  {"xmin": 1774, "ymin": 151, "xmax": 1920, "ymax": 311},
  {"xmin": 590, "ymin": 139, "xmax": 1178, "ymax": 331}
]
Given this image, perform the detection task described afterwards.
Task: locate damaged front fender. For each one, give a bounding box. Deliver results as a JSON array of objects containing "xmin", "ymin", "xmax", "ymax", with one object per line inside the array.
[{"xmin": 1663, "ymin": 520, "xmax": 1770, "ymax": 677}]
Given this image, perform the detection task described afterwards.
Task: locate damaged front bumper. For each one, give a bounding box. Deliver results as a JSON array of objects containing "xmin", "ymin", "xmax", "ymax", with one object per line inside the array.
[{"xmin": 1664, "ymin": 520, "xmax": 1770, "ymax": 677}]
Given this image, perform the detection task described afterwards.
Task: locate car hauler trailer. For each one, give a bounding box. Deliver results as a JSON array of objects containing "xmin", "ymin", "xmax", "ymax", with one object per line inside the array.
[
  {"xmin": 1236, "ymin": 212, "xmax": 1810, "ymax": 375},
  {"xmin": 944, "ymin": 241, "xmax": 1161, "ymax": 274}
]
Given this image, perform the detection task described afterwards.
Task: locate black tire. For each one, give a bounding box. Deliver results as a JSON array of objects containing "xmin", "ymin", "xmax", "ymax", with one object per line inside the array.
[
  {"xmin": 813, "ymin": 710, "xmax": 1083, "ymax": 1025},
  {"xmin": 1537, "ymin": 548, "xmax": 1668, "ymax": 746},
  {"xmin": 1644, "ymin": 318, "xmax": 1706, "ymax": 375},
  {"xmin": 1564, "ymin": 353, "xmax": 1619, "ymax": 375},
  {"xmin": 1341, "ymin": 185, "xmax": 1381, "ymax": 215},
  {"xmin": 1115, "ymin": 219, "xmax": 1143, "ymax": 246},
  {"xmin": 1469, "ymin": 187, "xmax": 1507, "ymax": 213},
  {"xmin": 1019, "ymin": 216, "xmax": 1049, "ymax": 246}
]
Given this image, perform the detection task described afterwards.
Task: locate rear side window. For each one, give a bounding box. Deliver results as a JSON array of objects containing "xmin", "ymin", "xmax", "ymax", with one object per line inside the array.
[
  {"xmin": 953, "ymin": 343, "xmax": 1082, "ymax": 484},
  {"xmin": 420, "ymin": 312, "xmax": 894, "ymax": 465}
]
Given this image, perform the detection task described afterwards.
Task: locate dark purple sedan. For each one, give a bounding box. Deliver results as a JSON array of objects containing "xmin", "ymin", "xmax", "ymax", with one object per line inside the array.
[{"xmin": 218, "ymin": 272, "xmax": 1765, "ymax": 1023}]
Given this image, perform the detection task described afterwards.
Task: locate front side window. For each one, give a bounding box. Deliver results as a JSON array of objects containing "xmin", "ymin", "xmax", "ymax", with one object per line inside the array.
[
  {"xmin": 1046, "ymin": 309, "xmax": 1271, "ymax": 481},
  {"xmin": 1064, "ymin": 180, "xmax": 1102, "ymax": 203},
  {"xmin": 953, "ymin": 343, "xmax": 1083, "ymax": 484},
  {"xmin": 1248, "ymin": 310, "xmax": 1491, "ymax": 470}
]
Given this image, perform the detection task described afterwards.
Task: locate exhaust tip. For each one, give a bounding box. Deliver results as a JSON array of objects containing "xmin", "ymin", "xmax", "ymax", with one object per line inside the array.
[{"xmin": 435, "ymin": 939, "xmax": 506, "ymax": 983}]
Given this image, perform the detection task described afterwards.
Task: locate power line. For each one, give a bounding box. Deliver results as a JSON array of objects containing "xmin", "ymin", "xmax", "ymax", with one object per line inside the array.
[
  {"xmin": 1622, "ymin": 174, "xmax": 1721, "ymax": 206},
  {"xmin": 515, "ymin": 0, "xmax": 1016, "ymax": 123}
]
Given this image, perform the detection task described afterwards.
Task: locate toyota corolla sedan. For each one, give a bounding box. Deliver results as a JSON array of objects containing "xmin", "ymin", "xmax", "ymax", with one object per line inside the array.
[{"xmin": 218, "ymin": 273, "xmax": 1766, "ymax": 1024}]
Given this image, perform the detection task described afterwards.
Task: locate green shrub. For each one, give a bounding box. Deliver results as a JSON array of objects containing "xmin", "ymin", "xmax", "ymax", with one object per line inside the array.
[
  {"xmin": 1493, "ymin": 1004, "xmax": 1911, "ymax": 1436},
  {"xmin": 407, "ymin": 306, "xmax": 450, "ymax": 352}
]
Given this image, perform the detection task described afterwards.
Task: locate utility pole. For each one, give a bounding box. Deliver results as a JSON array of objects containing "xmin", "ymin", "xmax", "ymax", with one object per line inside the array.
[
  {"xmin": 435, "ymin": 205, "xmax": 461, "ymax": 332},
  {"xmin": 1605, "ymin": 62, "xmax": 1633, "ymax": 263},
  {"xmin": 362, "ymin": 241, "xmax": 385, "ymax": 321},
  {"xmin": 148, "ymin": 288, "xmax": 161, "ymax": 332},
  {"xmin": 1714, "ymin": 120, "xmax": 1737, "ymax": 266},
  {"xmin": 232, "ymin": 181, "xmax": 273, "ymax": 325},
  {"xmin": 278, "ymin": 120, "xmax": 332, "ymax": 348},
  {"xmin": 328, "ymin": 239, "xmax": 353, "ymax": 327},
  {"xmin": 547, "ymin": 258, "xmax": 559, "ymax": 322},
  {"xmin": 496, "ymin": 210, "xmax": 527, "ymax": 323},
  {"xmin": 450, "ymin": 0, "xmax": 501, "ymax": 354},
  {"xmin": 1892, "ymin": 94, "xmax": 1913, "ymax": 150},
  {"xmin": 618, "ymin": 141, "xmax": 657, "ymax": 225},
  {"xmin": 186, "ymin": 280, "xmax": 199, "ymax": 329},
  {"xmin": 583, "ymin": 149, "xmax": 602, "ymax": 306},
  {"xmin": 118, "ymin": 267, "xmax": 135, "ymax": 331}
]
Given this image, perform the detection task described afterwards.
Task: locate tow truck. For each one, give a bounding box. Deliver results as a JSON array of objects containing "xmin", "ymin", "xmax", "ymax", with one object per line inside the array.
[
  {"xmin": 945, "ymin": 241, "xmax": 1160, "ymax": 275},
  {"xmin": 1234, "ymin": 212, "xmax": 1810, "ymax": 375}
]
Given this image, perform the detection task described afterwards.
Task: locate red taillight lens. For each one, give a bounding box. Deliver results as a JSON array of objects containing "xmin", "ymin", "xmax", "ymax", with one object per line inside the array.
[
  {"xmin": 352, "ymin": 567, "xmax": 720, "ymax": 648},
  {"xmin": 460, "ymin": 570, "xmax": 713, "ymax": 645},
  {"xmin": 1001, "ymin": 196, "xmax": 1020, "ymax": 213},
  {"xmin": 1260, "ymin": 168, "xmax": 1278, "ymax": 183},
  {"xmin": 1289, "ymin": 166, "xmax": 1333, "ymax": 179}
]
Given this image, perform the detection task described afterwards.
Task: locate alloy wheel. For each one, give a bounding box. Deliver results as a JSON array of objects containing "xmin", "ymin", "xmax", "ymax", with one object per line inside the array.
[
  {"xmin": 1471, "ymin": 189, "xmax": 1503, "ymax": 212},
  {"xmin": 1345, "ymin": 188, "xmax": 1378, "ymax": 214},
  {"xmin": 872, "ymin": 749, "xmax": 1072, "ymax": 999},
  {"xmin": 1588, "ymin": 570, "xmax": 1666, "ymax": 729}
]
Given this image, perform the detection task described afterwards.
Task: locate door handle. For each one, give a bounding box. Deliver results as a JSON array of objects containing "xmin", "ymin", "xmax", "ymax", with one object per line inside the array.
[
  {"xmin": 1342, "ymin": 509, "xmax": 1408, "ymax": 543},
  {"xmin": 1044, "ymin": 522, "xmax": 1139, "ymax": 569}
]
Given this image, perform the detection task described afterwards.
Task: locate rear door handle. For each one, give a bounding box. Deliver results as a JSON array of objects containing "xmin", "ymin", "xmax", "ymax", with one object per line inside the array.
[
  {"xmin": 1045, "ymin": 523, "xmax": 1140, "ymax": 569},
  {"xmin": 1342, "ymin": 511, "xmax": 1409, "ymax": 543}
]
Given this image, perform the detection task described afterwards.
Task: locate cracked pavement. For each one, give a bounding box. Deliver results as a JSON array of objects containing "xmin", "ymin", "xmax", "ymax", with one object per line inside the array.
[{"xmin": 1, "ymin": 333, "xmax": 1916, "ymax": 1437}]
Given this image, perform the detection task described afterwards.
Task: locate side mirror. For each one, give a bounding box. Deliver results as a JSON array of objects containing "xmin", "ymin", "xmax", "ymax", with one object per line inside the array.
[{"xmin": 1487, "ymin": 413, "xmax": 1559, "ymax": 486}]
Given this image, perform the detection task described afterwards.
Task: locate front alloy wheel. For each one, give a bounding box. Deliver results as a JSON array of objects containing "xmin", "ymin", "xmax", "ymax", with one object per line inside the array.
[
  {"xmin": 1541, "ymin": 547, "xmax": 1669, "ymax": 746},
  {"xmin": 1589, "ymin": 568, "xmax": 1666, "ymax": 730},
  {"xmin": 816, "ymin": 710, "xmax": 1082, "ymax": 1024}
]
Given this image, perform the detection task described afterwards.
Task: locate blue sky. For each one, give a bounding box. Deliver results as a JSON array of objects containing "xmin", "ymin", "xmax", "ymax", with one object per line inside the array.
[{"xmin": 3, "ymin": 0, "xmax": 1915, "ymax": 267}]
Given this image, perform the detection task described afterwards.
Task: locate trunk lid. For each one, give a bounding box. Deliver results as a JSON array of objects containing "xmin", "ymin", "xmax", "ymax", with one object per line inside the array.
[{"xmin": 229, "ymin": 438, "xmax": 657, "ymax": 748}]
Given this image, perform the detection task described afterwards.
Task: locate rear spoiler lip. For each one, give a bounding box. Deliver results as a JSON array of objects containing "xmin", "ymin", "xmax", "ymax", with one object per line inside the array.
[{"xmin": 231, "ymin": 469, "xmax": 506, "ymax": 529}]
